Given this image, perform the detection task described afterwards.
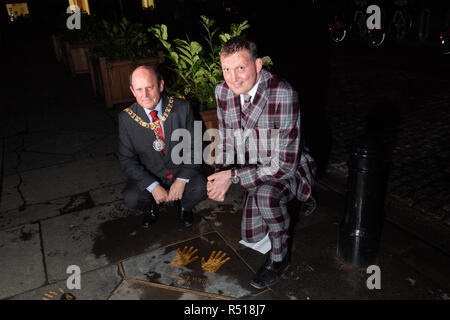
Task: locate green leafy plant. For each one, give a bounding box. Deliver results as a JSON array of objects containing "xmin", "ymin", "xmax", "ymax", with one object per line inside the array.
[
  {"xmin": 149, "ymin": 16, "xmax": 272, "ymax": 110},
  {"xmin": 76, "ymin": 14, "xmax": 105, "ymax": 43},
  {"xmin": 93, "ymin": 17, "xmax": 157, "ymax": 63}
]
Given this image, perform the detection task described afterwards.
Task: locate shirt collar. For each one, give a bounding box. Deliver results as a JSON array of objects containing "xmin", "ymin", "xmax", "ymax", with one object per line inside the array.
[{"xmin": 240, "ymin": 76, "xmax": 261, "ymax": 105}]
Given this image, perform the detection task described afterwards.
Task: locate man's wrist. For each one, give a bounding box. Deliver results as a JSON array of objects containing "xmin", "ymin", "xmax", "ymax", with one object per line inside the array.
[
  {"xmin": 230, "ymin": 168, "xmax": 240, "ymax": 184},
  {"xmin": 147, "ymin": 181, "xmax": 160, "ymax": 193}
]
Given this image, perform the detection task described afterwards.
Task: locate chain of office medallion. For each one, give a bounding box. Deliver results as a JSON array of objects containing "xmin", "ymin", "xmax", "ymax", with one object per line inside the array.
[{"xmin": 123, "ymin": 96, "xmax": 175, "ymax": 131}]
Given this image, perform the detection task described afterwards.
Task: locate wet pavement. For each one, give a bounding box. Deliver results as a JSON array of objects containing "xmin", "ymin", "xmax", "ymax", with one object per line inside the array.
[
  {"xmin": 1, "ymin": 30, "xmax": 449, "ymax": 301},
  {"xmin": 321, "ymin": 41, "xmax": 450, "ymax": 256}
]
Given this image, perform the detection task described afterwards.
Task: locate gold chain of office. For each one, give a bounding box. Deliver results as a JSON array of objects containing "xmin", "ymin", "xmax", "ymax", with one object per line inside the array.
[{"xmin": 123, "ymin": 96, "xmax": 175, "ymax": 130}]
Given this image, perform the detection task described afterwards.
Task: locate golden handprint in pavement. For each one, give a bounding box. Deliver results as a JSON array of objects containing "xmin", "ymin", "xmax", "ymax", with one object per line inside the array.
[
  {"xmin": 171, "ymin": 246, "xmax": 199, "ymax": 267},
  {"xmin": 201, "ymin": 250, "xmax": 231, "ymax": 273}
]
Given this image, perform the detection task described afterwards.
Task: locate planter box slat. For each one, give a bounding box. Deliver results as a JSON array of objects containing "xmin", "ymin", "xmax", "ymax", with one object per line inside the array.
[
  {"xmin": 90, "ymin": 56, "xmax": 163, "ymax": 108},
  {"xmin": 200, "ymin": 110, "xmax": 219, "ymax": 130}
]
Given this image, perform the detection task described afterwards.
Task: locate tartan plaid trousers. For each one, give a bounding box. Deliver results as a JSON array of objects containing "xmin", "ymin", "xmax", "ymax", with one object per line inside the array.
[{"xmin": 215, "ymin": 69, "xmax": 316, "ymax": 262}]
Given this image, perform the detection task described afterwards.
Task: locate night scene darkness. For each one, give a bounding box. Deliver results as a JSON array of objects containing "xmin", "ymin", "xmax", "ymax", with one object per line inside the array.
[{"xmin": 0, "ymin": 0, "xmax": 449, "ymax": 308}]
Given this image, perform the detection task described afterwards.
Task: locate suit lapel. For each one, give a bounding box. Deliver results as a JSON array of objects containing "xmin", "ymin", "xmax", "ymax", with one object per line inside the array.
[
  {"xmin": 244, "ymin": 70, "xmax": 269, "ymax": 130},
  {"xmin": 225, "ymin": 93, "xmax": 242, "ymax": 130},
  {"xmin": 134, "ymin": 103, "xmax": 155, "ymax": 143},
  {"xmin": 160, "ymin": 95, "xmax": 172, "ymax": 158}
]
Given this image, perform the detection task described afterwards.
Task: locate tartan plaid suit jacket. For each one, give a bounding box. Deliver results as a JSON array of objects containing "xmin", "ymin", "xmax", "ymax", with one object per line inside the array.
[{"xmin": 214, "ymin": 69, "xmax": 316, "ymax": 202}]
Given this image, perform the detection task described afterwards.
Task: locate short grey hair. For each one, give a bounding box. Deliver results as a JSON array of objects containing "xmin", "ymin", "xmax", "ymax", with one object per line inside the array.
[{"xmin": 129, "ymin": 65, "xmax": 163, "ymax": 88}]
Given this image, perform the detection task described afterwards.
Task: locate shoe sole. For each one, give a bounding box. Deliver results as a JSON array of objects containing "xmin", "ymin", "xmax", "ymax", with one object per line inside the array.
[
  {"xmin": 182, "ymin": 222, "xmax": 193, "ymax": 227},
  {"xmin": 249, "ymin": 277, "xmax": 280, "ymax": 289}
]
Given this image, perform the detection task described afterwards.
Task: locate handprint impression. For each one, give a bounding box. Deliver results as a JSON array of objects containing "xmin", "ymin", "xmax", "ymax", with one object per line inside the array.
[
  {"xmin": 171, "ymin": 246, "xmax": 199, "ymax": 267},
  {"xmin": 201, "ymin": 250, "xmax": 231, "ymax": 273}
]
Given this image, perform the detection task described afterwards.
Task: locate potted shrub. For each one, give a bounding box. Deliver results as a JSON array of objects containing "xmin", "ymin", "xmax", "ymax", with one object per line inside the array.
[
  {"xmin": 54, "ymin": 13, "xmax": 104, "ymax": 77},
  {"xmin": 149, "ymin": 16, "xmax": 272, "ymax": 129},
  {"xmin": 88, "ymin": 17, "xmax": 163, "ymax": 108}
]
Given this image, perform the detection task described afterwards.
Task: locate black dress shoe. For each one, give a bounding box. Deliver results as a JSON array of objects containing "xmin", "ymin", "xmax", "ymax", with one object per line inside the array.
[
  {"xmin": 250, "ymin": 254, "xmax": 290, "ymax": 289},
  {"xmin": 142, "ymin": 205, "xmax": 159, "ymax": 228},
  {"xmin": 179, "ymin": 209, "xmax": 193, "ymax": 227},
  {"xmin": 176, "ymin": 201, "xmax": 193, "ymax": 227}
]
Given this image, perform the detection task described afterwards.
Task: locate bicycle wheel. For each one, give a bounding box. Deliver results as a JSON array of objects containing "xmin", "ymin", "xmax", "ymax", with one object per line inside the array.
[
  {"xmin": 441, "ymin": 35, "xmax": 450, "ymax": 54},
  {"xmin": 367, "ymin": 29, "xmax": 386, "ymax": 47},
  {"xmin": 330, "ymin": 25, "xmax": 347, "ymax": 42}
]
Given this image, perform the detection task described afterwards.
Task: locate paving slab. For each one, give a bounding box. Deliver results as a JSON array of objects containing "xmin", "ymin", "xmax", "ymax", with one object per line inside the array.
[
  {"xmin": 109, "ymin": 280, "xmax": 216, "ymax": 300},
  {"xmin": 18, "ymin": 155, "xmax": 126, "ymax": 206},
  {"xmin": 13, "ymin": 151, "xmax": 74, "ymax": 175},
  {"xmin": 19, "ymin": 104, "xmax": 117, "ymax": 135},
  {"xmin": 74, "ymin": 133, "xmax": 119, "ymax": 160},
  {"xmin": 26, "ymin": 131, "xmax": 109, "ymax": 156},
  {"xmin": 0, "ymin": 224, "xmax": 46, "ymax": 299},
  {"xmin": 40, "ymin": 202, "xmax": 137, "ymax": 283},
  {"xmin": 89, "ymin": 182, "xmax": 125, "ymax": 206},
  {"xmin": 197, "ymin": 202, "xmax": 245, "ymax": 252},
  {"xmin": 268, "ymin": 220, "xmax": 449, "ymax": 300},
  {"xmin": 121, "ymin": 231, "xmax": 263, "ymax": 299},
  {"xmin": 40, "ymin": 201, "xmax": 213, "ymax": 283},
  {"xmin": 380, "ymin": 221, "xmax": 450, "ymax": 290},
  {"xmin": 0, "ymin": 197, "xmax": 69, "ymax": 231},
  {"xmin": 12, "ymin": 264, "xmax": 122, "ymax": 300}
]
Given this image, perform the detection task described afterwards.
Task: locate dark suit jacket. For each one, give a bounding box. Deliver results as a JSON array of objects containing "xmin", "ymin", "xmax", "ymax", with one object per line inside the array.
[{"xmin": 118, "ymin": 95, "xmax": 200, "ymax": 191}]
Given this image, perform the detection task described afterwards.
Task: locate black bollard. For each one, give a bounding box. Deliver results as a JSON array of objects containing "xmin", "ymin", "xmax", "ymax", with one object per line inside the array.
[{"xmin": 337, "ymin": 135, "xmax": 384, "ymax": 268}]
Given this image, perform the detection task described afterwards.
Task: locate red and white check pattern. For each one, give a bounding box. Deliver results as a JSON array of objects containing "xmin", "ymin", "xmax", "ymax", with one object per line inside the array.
[{"xmin": 214, "ymin": 69, "xmax": 316, "ymax": 262}]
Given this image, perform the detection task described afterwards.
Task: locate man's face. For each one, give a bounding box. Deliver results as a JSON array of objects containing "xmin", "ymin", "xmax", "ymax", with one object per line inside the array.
[
  {"xmin": 220, "ymin": 49, "xmax": 262, "ymax": 95},
  {"xmin": 130, "ymin": 67, "xmax": 164, "ymax": 110}
]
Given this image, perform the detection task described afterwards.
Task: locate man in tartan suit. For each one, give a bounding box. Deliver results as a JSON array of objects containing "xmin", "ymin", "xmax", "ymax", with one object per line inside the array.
[{"xmin": 207, "ymin": 36, "xmax": 316, "ymax": 289}]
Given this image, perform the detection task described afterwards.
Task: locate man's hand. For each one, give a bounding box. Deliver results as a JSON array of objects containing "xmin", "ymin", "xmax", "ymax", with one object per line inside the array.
[
  {"xmin": 168, "ymin": 179, "xmax": 186, "ymax": 201},
  {"xmin": 151, "ymin": 184, "xmax": 169, "ymax": 204},
  {"xmin": 207, "ymin": 170, "xmax": 232, "ymax": 202}
]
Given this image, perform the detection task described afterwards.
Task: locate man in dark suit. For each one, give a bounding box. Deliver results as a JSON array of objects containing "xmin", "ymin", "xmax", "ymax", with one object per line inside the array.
[
  {"xmin": 207, "ymin": 37, "xmax": 316, "ymax": 289},
  {"xmin": 119, "ymin": 65, "xmax": 207, "ymax": 228}
]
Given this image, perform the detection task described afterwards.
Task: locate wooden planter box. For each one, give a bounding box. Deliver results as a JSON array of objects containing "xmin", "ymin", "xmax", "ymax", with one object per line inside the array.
[
  {"xmin": 199, "ymin": 109, "xmax": 219, "ymax": 130},
  {"xmin": 64, "ymin": 41, "xmax": 102, "ymax": 77},
  {"xmin": 88, "ymin": 55, "xmax": 163, "ymax": 108},
  {"xmin": 199, "ymin": 109, "xmax": 219, "ymax": 165},
  {"xmin": 51, "ymin": 35, "xmax": 63, "ymax": 62}
]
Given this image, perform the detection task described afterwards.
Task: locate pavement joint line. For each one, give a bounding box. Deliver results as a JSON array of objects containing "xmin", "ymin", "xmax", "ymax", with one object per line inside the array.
[
  {"xmin": 0, "ymin": 199, "xmax": 127, "ymax": 233},
  {"xmin": 12, "ymin": 139, "xmax": 27, "ymax": 212},
  {"xmin": 213, "ymin": 229, "xmax": 259, "ymax": 275},
  {"xmin": 7, "ymin": 263, "xmax": 125, "ymax": 300},
  {"xmin": 38, "ymin": 221, "xmax": 50, "ymax": 287},
  {"xmin": 41, "ymin": 261, "xmax": 124, "ymax": 286},
  {"xmin": 107, "ymin": 278, "xmax": 127, "ymax": 300},
  {"xmin": 118, "ymin": 261, "xmax": 126, "ymax": 279},
  {"xmin": 2, "ymin": 152, "xmax": 117, "ymax": 179},
  {"xmin": 124, "ymin": 278, "xmax": 233, "ymax": 300},
  {"xmin": 0, "ymin": 182, "xmax": 125, "ymax": 215},
  {"xmin": 384, "ymin": 199, "xmax": 450, "ymax": 257},
  {"xmin": 250, "ymin": 288, "xmax": 273, "ymax": 298},
  {"xmin": 117, "ymin": 230, "xmax": 222, "ymax": 266}
]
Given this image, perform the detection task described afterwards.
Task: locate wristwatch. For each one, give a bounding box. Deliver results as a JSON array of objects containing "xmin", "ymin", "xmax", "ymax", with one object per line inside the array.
[{"xmin": 230, "ymin": 168, "xmax": 240, "ymax": 184}]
